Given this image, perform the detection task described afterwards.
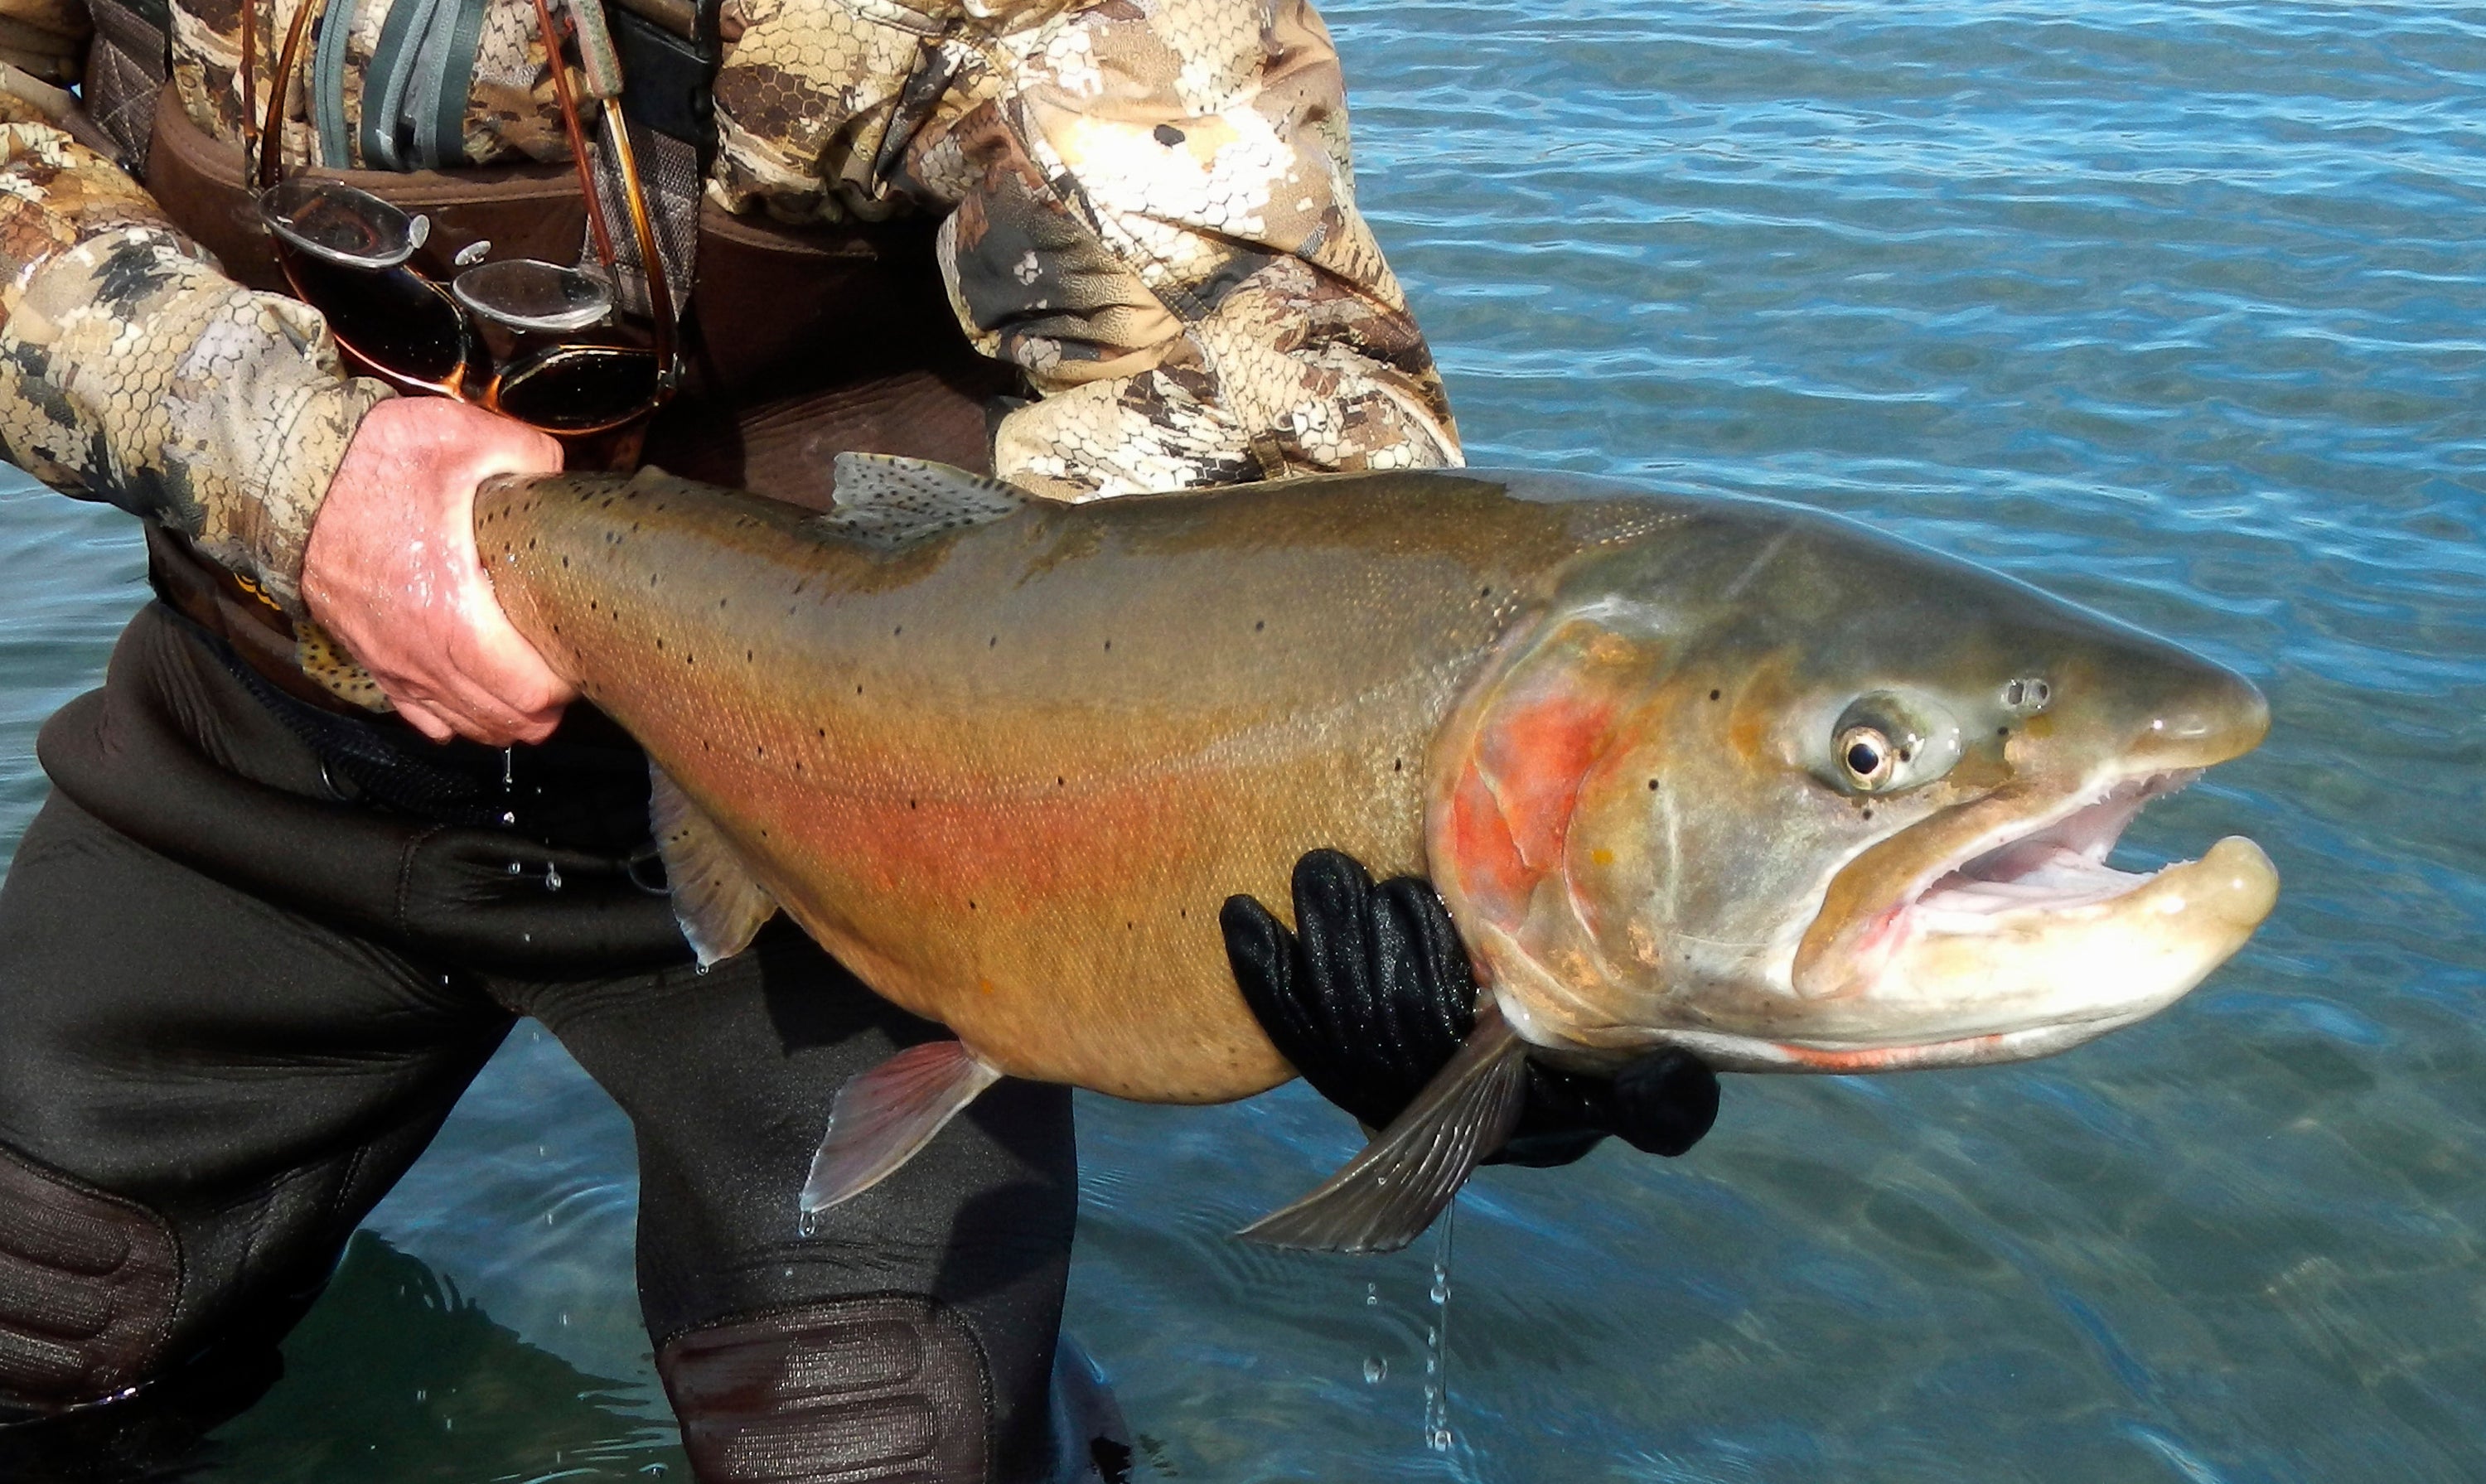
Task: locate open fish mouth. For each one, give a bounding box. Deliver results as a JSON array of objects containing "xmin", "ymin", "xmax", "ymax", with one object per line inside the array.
[
  {"xmin": 1703, "ymin": 768, "xmax": 2280, "ymax": 1074},
  {"xmin": 1908, "ymin": 770, "xmax": 2203, "ymax": 932}
]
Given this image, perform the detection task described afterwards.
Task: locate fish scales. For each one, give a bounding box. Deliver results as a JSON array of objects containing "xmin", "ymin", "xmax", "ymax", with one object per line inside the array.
[{"xmin": 476, "ymin": 469, "xmax": 1675, "ymax": 1101}]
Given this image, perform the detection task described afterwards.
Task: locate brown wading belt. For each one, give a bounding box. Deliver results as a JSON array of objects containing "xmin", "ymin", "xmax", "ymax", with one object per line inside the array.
[{"xmin": 127, "ymin": 26, "xmax": 1019, "ymax": 707}]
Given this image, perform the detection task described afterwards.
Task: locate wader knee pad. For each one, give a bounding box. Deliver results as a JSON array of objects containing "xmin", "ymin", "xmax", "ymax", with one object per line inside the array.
[
  {"xmin": 0, "ymin": 1144, "xmax": 180, "ymax": 1413},
  {"xmin": 658, "ymin": 1296, "xmax": 994, "ymax": 1483}
]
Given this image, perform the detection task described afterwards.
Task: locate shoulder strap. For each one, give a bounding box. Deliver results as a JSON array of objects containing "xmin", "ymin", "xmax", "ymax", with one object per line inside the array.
[{"xmin": 82, "ymin": 0, "xmax": 169, "ymax": 170}]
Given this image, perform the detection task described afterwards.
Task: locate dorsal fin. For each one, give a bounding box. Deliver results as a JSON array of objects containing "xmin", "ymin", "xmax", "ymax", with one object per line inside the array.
[
  {"xmin": 650, "ymin": 763, "xmax": 778, "ymax": 967},
  {"xmin": 810, "ymin": 454, "xmax": 1031, "ymax": 550}
]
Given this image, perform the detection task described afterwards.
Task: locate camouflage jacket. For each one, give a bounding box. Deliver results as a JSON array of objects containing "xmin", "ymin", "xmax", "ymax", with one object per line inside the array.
[{"xmin": 0, "ymin": 0, "xmax": 1458, "ymax": 616}]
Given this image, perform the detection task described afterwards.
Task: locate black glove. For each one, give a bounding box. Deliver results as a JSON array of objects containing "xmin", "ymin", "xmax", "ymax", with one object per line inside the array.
[{"xmin": 1221, "ymin": 849, "xmax": 1719, "ymax": 1167}]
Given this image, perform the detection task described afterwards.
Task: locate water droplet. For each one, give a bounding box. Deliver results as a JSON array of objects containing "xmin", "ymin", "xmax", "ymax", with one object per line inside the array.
[
  {"xmin": 500, "ymin": 810, "xmax": 517, "ymax": 825},
  {"xmin": 544, "ymin": 863, "xmax": 563, "ymax": 892},
  {"xmin": 1362, "ymin": 1356, "xmax": 1386, "ymax": 1384},
  {"xmin": 505, "ymin": 861, "xmax": 523, "ymax": 875},
  {"xmin": 560, "ymin": 1312, "xmax": 570, "ymax": 1327},
  {"xmin": 501, "ymin": 749, "xmax": 515, "ymax": 789},
  {"xmin": 415, "ymin": 1389, "xmax": 427, "ymax": 1402},
  {"xmin": 1429, "ymin": 1427, "xmax": 1452, "ymax": 1452},
  {"xmin": 1430, "ymin": 1272, "xmax": 1449, "ymax": 1305},
  {"xmin": 1364, "ymin": 1282, "xmax": 1378, "ymax": 1308},
  {"xmin": 797, "ymin": 1210, "xmax": 820, "ymax": 1238}
]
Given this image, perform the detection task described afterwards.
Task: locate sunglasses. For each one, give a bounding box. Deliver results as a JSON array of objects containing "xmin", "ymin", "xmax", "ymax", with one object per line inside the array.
[{"xmin": 241, "ymin": 0, "xmax": 677, "ymax": 436}]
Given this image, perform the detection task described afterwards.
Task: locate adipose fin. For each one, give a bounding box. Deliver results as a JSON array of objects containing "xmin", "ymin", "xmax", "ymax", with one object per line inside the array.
[{"xmin": 1237, "ymin": 1001, "xmax": 1529, "ymax": 1254}]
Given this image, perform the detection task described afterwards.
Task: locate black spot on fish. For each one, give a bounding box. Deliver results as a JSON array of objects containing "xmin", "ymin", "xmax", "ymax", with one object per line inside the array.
[
  {"xmin": 561, "ymin": 555, "xmax": 570, "ymax": 568},
  {"xmin": 1862, "ymin": 808, "xmax": 1874, "ymax": 820},
  {"xmin": 1710, "ymin": 689, "xmax": 1721, "ymax": 701},
  {"xmin": 909, "ymin": 800, "xmax": 917, "ymax": 810},
  {"xmin": 1997, "ymin": 726, "xmax": 2011, "ymax": 737},
  {"xmin": 655, "ymin": 638, "xmax": 664, "ymax": 650},
  {"xmin": 894, "ymin": 626, "xmax": 903, "ymax": 636},
  {"xmin": 1154, "ymin": 123, "xmax": 1185, "ymax": 146},
  {"xmin": 1105, "ymin": 640, "xmax": 1113, "ymax": 650},
  {"xmin": 989, "ymin": 636, "xmax": 998, "ymax": 647},
  {"xmin": 1254, "ymin": 620, "xmax": 1265, "ymax": 632},
  {"xmin": 1394, "ymin": 759, "xmax": 1403, "ymax": 772},
  {"xmin": 1481, "ymin": 587, "xmax": 1492, "ymax": 599},
  {"xmin": 1647, "ymin": 778, "xmax": 1659, "ymax": 790}
]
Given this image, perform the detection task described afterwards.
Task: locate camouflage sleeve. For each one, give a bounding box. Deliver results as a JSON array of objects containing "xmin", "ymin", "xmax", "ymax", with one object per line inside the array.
[
  {"xmin": 920, "ymin": 0, "xmax": 1461, "ymax": 500},
  {"xmin": 0, "ymin": 94, "xmax": 391, "ymax": 611}
]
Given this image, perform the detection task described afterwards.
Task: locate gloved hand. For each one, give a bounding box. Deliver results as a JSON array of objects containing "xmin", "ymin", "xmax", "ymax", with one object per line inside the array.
[{"xmin": 1221, "ymin": 849, "xmax": 1719, "ymax": 1167}]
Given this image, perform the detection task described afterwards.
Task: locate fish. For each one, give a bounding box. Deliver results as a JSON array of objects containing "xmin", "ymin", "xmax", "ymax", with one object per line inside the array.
[{"xmin": 472, "ymin": 456, "xmax": 2278, "ymax": 1253}]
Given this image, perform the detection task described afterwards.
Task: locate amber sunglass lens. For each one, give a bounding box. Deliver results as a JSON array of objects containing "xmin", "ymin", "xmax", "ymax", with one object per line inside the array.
[
  {"xmin": 285, "ymin": 252, "xmax": 471, "ymax": 385},
  {"xmin": 495, "ymin": 346, "xmax": 660, "ymax": 432}
]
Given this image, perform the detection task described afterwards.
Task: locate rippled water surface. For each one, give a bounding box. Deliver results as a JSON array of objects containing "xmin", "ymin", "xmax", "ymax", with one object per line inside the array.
[{"xmin": 2, "ymin": 1, "xmax": 2479, "ymax": 1478}]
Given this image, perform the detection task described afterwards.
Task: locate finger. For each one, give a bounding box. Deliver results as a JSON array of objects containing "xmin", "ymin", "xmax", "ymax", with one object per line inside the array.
[
  {"xmin": 1373, "ymin": 877, "xmax": 1474, "ymax": 1053},
  {"xmin": 389, "ymin": 694, "xmax": 462, "ymax": 744},
  {"xmin": 1221, "ymin": 895, "xmax": 1307, "ymax": 1057},
  {"xmin": 1609, "ymin": 1049, "xmax": 1720, "ymax": 1157},
  {"xmin": 1289, "ymin": 850, "xmax": 1376, "ymax": 1053}
]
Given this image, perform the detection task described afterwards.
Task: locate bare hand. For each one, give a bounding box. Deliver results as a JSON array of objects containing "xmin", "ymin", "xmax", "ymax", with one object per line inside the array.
[{"xmin": 302, "ymin": 397, "xmax": 578, "ymax": 746}]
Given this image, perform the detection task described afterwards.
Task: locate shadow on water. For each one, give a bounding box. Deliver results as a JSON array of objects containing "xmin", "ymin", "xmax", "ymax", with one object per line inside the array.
[{"xmin": 0, "ymin": 1233, "xmax": 685, "ymax": 1484}]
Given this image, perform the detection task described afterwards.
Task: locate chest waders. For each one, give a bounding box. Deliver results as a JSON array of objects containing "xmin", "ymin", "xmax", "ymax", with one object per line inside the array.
[{"xmin": 0, "ymin": 7, "xmax": 1121, "ymax": 1478}]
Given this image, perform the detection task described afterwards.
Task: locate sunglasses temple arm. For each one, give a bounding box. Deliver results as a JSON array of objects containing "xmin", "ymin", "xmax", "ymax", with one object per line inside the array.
[
  {"xmin": 255, "ymin": 0, "xmax": 329, "ymax": 188},
  {"xmin": 532, "ymin": 0, "xmax": 620, "ymax": 268}
]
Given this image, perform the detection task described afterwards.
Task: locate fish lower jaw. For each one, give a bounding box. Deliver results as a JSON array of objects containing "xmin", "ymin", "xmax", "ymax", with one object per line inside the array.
[
  {"xmin": 1661, "ymin": 1010, "xmax": 2167, "ymax": 1074},
  {"xmin": 1736, "ymin": 834, "xmax": 2276, "ymax": 1073}
]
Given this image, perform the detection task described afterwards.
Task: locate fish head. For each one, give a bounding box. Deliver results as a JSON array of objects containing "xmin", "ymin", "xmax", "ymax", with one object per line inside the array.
[{"xmin": 1426, "ymin": 497, "xmax": 2277, "ymax": 1074}]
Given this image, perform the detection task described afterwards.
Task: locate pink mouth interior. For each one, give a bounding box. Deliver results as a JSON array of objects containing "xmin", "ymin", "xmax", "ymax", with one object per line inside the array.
[{"xmin": 1912, "ymin": 771, "xmax": 2200, "ymax": 925}]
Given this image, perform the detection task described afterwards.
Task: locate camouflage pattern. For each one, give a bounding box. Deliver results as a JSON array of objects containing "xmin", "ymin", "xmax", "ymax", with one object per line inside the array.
[
  {"xmin": 0, "ymin": 94, "xmax": 389, "ymax": 611},
  {"xmin": 714, "ymin": 0, "xmax": 1460, "ymax": 498},
  {"xmin": 0, "ymin": 0, "xmax": 1457, "ymax": 626}
]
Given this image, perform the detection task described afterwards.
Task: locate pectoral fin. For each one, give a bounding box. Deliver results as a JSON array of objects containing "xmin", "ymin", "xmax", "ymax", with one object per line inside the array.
[
  {"xmin": 799, "ymin": 1040, "xmax": 1004, "ymax": 1224},
  {"xmin": 1237, "ymin": 1001, "xmax": 1528, "ymax": 1254},
  {"xmin": 651, "ymin": 764, "xmax": 778, "ymax": 968}
]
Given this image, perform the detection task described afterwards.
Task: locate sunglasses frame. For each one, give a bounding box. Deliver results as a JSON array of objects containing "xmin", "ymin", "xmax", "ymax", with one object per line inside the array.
[{"xmin": 244, "ymin": 0, "xmax": 679, "ymax": 437}]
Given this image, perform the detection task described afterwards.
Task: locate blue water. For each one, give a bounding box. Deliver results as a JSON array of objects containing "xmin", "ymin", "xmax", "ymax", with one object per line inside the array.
[{"xmin": 1, "ymin": 0, "xmax": 2479, "ymax": 1477}]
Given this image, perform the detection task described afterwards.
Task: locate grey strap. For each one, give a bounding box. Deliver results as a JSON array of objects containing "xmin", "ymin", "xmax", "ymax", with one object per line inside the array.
[
  {"xmin": 311, "ymin": 0, "xmax": 358, "ymax": 166},
  {"xmin": 412, "ymin": 0, "xmax": 487, "ymax": 168},
  {"xmin": 358, "ymin": 0, "xmax": 441, "ymax": 170}
]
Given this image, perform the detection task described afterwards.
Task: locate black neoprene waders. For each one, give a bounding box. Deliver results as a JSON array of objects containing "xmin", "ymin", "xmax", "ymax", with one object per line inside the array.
[{"xmin": 0, "ymin": 602, "xmax": 1113, "ymax": 1482}]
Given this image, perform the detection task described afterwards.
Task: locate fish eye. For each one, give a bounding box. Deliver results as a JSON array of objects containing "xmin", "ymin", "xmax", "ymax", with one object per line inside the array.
[
  {"xmin": 1837, "ymin": 726, "xmax": 1896, "ymax": 790},
  {"xmin": 1827, "ymin": 690, "xmax": 1963, "ymax": 796}
]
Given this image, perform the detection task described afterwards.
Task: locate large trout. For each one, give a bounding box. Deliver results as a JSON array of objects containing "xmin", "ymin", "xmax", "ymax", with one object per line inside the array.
[{"xmin": 475, "ymin": 457, "xmax": 2277, "ymax": 1252}]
